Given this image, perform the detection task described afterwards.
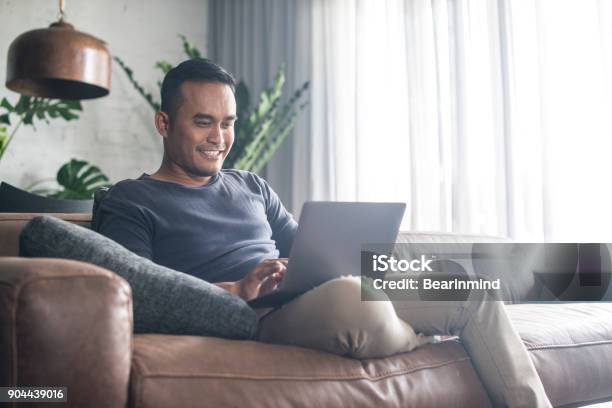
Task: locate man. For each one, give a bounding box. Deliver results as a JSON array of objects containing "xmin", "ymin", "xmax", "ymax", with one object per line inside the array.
[{"xmin": 95, "ymin": 58, "xmax": 551, "ymax": 408}]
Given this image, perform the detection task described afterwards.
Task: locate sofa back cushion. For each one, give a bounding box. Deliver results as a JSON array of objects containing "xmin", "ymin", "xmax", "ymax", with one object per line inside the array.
[{"xmin": 0, "ymin": 213, "xmax": 91, "ymax": 257}]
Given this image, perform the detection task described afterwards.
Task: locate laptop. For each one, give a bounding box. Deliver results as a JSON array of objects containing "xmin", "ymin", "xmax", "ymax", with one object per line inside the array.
[{"xmin": 248, "ymin": 201, "xmax": 406, "ymax": 308}]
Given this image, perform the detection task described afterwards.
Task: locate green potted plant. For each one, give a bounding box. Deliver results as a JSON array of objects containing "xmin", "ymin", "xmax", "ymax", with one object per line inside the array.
[
  {"xmin": 25, "ymin": 159, "xmax": 111, "ymax": 200},
  {"xmin": 0, "ymin": 96, "xmax": 82, "ymax": 162},
  {"xmin": 0, "ymin": 96, "xmax": 110, "ymax": 201}
]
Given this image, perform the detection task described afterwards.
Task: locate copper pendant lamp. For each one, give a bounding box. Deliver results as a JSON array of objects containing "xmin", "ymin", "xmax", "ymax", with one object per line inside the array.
[{"xmin": 5, "ymin": 0, "xmax": 111, "ymax": 100}]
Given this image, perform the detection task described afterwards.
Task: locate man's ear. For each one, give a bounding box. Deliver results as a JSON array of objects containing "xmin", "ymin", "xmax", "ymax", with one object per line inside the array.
[{"xmin": 155, "ymin": 111, "xmax": 170, "ymax": 138}]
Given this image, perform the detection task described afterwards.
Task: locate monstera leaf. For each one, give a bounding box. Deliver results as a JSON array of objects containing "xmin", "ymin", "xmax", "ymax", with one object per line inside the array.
[{"xmin": 50, "ymin": 159, "xmax": 111, "ymax": 200}]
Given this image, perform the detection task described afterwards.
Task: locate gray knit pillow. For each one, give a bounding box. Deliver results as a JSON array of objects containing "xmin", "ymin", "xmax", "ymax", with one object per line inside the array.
[{"xmin": 19, "ymin": 215, "xmax": 257, "ymax": 339}]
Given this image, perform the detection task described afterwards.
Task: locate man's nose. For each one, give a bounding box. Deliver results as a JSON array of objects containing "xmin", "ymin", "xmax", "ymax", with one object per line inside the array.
[{"xmin": 207, "ymin": 124, "xmax": 222, "ymax": 144}]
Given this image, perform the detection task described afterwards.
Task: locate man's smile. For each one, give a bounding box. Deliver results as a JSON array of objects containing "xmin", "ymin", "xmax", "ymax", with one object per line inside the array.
[
  {"xmin": 200, "ymin": 150, "xmax": 222, "ymax": 160},
  {"xmin": 197, "ymin": 145, "xmax": 226, "ymax": 161}
]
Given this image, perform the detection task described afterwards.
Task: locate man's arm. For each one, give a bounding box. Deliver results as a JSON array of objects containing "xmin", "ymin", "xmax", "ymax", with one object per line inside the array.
[{"xmin": 256, "ymin": 176, "xmax": 298, "ymax": 257}]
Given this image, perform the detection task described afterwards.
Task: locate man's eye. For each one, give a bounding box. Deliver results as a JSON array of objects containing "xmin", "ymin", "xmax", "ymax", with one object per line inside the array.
[
  {"xmin": 222, "ymin": 122, "xmax": 234, "ymax": 129},
  {"xmin": 196, "ymin": 122, "xmax": 211, "ymax": 127}
]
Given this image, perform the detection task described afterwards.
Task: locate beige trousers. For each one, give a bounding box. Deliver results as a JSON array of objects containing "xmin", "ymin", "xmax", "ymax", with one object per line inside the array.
[{"xmin": 257, "ymin": 276, "xmax": 552, "ymax": 408}]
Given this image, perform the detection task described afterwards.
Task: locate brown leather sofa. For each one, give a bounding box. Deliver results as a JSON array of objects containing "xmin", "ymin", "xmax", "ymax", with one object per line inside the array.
[{"xmin": 1, "ymin": 213, "xmax": 611, "ymax": 408}]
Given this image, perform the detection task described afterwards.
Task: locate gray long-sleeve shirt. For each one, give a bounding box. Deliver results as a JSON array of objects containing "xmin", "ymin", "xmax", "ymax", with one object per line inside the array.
[{"xmin": 93, "ymin": 169, "xmax": 298, "ymax": 283}]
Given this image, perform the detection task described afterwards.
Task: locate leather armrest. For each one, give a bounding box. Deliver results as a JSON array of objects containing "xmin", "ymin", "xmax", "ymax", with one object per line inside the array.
[{"xmin": 0, "ymin": 257, "xmax": 132, "ymax": 408}]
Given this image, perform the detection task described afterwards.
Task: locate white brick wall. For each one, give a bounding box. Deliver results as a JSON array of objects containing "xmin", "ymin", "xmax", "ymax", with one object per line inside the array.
[{"xmin": 0, "ymin": 0, "xmax": 208, "ymax": 188}]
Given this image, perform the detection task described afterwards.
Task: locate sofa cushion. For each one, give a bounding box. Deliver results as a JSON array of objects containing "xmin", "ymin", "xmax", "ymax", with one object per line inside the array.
[
  {"xmin": 508, "ymin": 303, "xmax": 612, "ymax": 407},
  {"xmin": 129, "ymin": 335, "xmax": 491, "ymax": 408},
  {"xmin": 19, "ymin": 215, "xmax": 258, "ymax": 339}
]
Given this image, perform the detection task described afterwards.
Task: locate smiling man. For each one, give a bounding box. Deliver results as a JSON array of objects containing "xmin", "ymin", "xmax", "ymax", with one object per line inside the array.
[
  {"xmin": 96, "ymin": 59, "xmax": 294, "ymax": 296},
  {"xmin": 94, "ymin": 58, "xmax": 552, "ymax": 408}
]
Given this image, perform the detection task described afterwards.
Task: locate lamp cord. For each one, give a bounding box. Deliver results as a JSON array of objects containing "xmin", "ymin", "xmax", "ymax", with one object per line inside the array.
[{"xmin": 58, "ymin": 0, "xmax": 66, "ymax": 21}]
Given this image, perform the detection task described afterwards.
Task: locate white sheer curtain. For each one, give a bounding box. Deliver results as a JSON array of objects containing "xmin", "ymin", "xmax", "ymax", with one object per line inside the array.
[
  {"xmin": 308, "ymin": 0, "xmax": 457, "ymax": 232},
  {"xmin": 210, "ymin": 0, "xmax": 612, "ymax": 241}
]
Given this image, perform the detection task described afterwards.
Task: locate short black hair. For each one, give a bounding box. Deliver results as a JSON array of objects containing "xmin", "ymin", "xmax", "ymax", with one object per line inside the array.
[{"xmin": 160, "ymin": 58, "xmax": 236, "ymax": 117}]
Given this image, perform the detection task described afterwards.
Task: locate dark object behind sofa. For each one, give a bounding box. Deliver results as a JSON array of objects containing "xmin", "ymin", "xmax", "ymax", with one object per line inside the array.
[{"xmin": 0, "ymin": 182, "xmax": 93, "ymax": 213}]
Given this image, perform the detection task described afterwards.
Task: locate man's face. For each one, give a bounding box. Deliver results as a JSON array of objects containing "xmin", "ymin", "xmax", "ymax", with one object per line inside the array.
[{"xmin": 162, "ymin": 81, "xmax": 237, "ymax": 178}]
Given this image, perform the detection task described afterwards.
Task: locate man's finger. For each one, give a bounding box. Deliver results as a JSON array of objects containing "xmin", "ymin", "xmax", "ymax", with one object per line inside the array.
[
  {"xmin": 252, "ymin": 261, "xmax": 285, "ymax": 280},
  {"xmin": 260, "ymin": 271, "xmax": 285, "ymax": 293}
]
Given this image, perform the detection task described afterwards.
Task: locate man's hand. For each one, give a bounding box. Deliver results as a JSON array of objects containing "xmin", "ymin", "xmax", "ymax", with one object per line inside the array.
[{"xmin": 216, "ymin": 259, "xmax": 288, "ymax": 301}]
